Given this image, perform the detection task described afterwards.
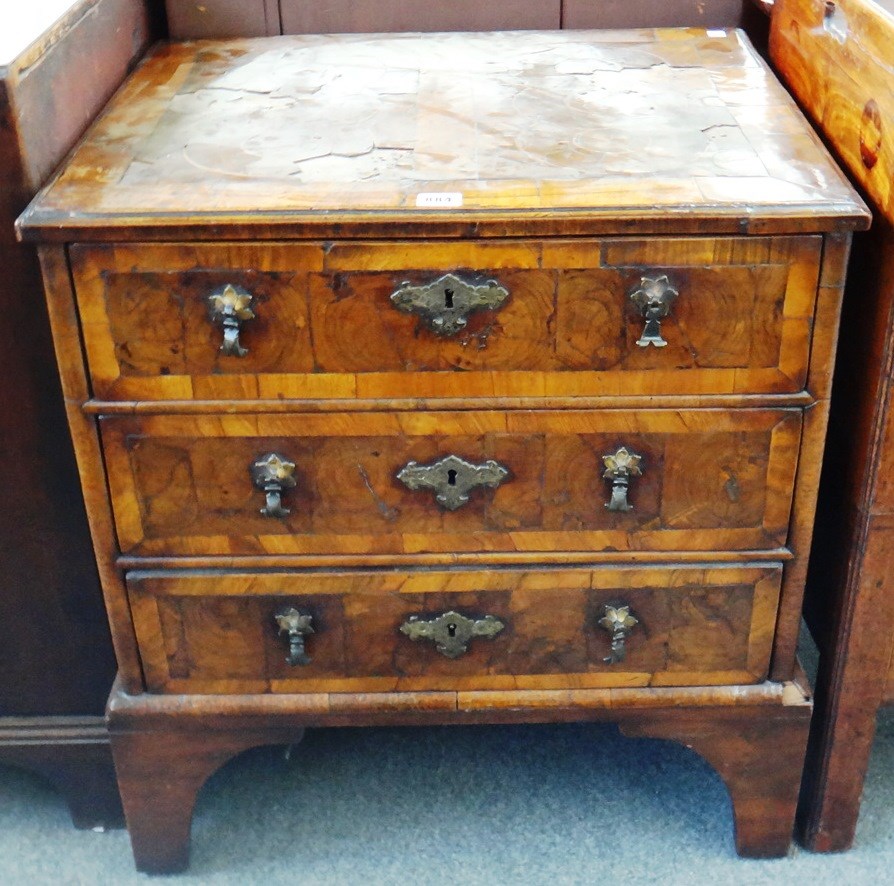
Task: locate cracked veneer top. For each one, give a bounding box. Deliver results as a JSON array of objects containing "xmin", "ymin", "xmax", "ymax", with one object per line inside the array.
[{"xmin": 19, "ymin": 29, "xmax": 869, "ymax": 239}]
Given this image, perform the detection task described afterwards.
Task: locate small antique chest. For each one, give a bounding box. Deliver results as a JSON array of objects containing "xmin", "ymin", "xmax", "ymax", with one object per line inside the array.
[{"xmin": 18, "ymin": 29, "xmax": 868, "ymax": 871}]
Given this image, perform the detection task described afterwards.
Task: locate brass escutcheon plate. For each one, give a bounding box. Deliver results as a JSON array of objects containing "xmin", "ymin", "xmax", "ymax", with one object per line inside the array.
[
  {"xmin": 390, "ymin": 272, "xmax": 509, "ymax": 336},
  {"xmin": 400, "ymin": 610, "xmax": 505, "ymax": 658},
  {"xmin": 396, "ymin": 454, "xmax": 509, "ymax": 510}
]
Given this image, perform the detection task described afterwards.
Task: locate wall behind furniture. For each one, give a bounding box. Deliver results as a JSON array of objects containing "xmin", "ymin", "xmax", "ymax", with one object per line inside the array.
[{"xmin": 166, "ymin": 0, "xmax": 759, "ymax": 37}]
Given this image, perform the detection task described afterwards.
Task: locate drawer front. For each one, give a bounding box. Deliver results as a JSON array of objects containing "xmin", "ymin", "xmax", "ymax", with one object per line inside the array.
[
  {"xmin": 127, "ymin": 565, "xmax": 783, "ymax": 693},
  {"xmin": 102, "ymin": 408, "xmax": 802, "ymax": 557},
  {"xmin": 72, "ymin": 236, "xmax": 821, "ymax": 401}
]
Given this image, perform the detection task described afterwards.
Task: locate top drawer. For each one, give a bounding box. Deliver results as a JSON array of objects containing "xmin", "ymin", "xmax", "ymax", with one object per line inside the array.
[{"xmin": 71, "ymin": 236, "xmax": 821, "ymax": 402}]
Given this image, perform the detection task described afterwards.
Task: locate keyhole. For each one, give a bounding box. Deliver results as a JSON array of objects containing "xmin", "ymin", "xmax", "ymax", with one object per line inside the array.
[
  {"xmin": 444, "ymin": 288, "xmax": 454, "ymax": 308},
  {"xmin": 447, "ymin": 469, "xmax": 457, "ymax": 486},
  {"xmin": 447, "ymin": 623, "xmax": 457, "ymax": 637}
]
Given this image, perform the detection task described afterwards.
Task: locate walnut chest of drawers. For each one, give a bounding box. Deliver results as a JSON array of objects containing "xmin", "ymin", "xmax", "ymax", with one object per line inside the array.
[{"xmin": 17, "ymin": 28, "xmax": 869, "ymax": 872}]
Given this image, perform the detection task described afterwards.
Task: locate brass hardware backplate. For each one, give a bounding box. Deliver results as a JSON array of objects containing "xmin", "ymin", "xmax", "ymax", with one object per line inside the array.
[
  {"xmin": 629, "ymin": 275, "xmax": 678, "ymax": 348},
  {"xmin": 598, "ymin": 604, "xmax": 639, "ymax": 664},
  {"xmin": 400, "ymin": 610, "xmax": 505, "ymax": 658},
  {"xmin": 396, "ymin": 454, "xmax": 509, "ymax": 510},
  {"xmin": 602, "ymin": 446, "xmax": 643, "ymax": 512},
  {"xmin": 207, "ymin": 283, "xmax": 255, "ymax": 356},
  {"xmin": 250, "ymin": 452, "xmax": 297, "ymax": 518},
  {"xmin": 390, "ymin": 272, "xmax": 509, "ymax": 336},
  {"xmin": 274, "ymin": 607, "xmax": 314, "ymax": 666}
]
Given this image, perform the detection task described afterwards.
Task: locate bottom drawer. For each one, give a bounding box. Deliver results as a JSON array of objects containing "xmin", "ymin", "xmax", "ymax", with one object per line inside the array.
[{"xmin": 128, "ymin": 564, "xmax": 782, "ymax": 694}]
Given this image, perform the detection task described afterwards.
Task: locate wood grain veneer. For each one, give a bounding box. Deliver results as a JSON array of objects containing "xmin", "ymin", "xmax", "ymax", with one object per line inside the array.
[
  {"xmin": 127, "ymin": 565, "xmax": 783, "ymax": 693},
  {"xmin": 70, "ymin": 236, "xmax": 822, "ymax": 400},
  {"xmin": 100, "ymin": 408, "xmax": 802, "ymax": 557},
  {"xmin": 17, "ymin": 31, "xmax": 867, "ymax": 242}
]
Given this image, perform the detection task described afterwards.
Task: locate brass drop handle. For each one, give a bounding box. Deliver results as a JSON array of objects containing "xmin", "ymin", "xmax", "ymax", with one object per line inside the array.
[
  {"xmin": 274, "ymin": 607, "xmax": 314, "ymax": 666},
  {"xmin": 629, "ymin": 275, "xmax": 678, "ymax": 348},
  {"xmin": 250, "ymin": 452, "xmax": 297, "ymax": 518},
  {"xmin": 602, "ymin": 446, "xmax": 643, "ymax": 512},
  {"xmin": 400, "ymin": 610, "xmax": 505, "ymax": 659},
  {"xmin": 598, "ymin": 604, "xmax": 639, "ymax": 664},
  {"xmin": 397, "ymin": 454, "xmax": 509, "ymax": 511},
  {"xmin": 390, "ymin": 272, "xmax": 509, "ymax": 336},
  {"xmin": 207, "ymin": 283, "xmax": 255, "ymax": 356}
]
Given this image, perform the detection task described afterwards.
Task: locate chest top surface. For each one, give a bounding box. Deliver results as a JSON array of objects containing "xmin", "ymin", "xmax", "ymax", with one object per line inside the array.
[{"xmin": 19, "ymin": 28, "xmax": 868, "ymax": 240}]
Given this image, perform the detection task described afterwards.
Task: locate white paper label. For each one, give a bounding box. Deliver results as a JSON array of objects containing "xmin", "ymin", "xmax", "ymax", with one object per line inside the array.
[
  {"xmin": 415, "ymin": 192, "xmax": 464, "ymax": 208},
  {"xmin": 706, "ymin": 29, "xmax": 727, "ymax": 38}
]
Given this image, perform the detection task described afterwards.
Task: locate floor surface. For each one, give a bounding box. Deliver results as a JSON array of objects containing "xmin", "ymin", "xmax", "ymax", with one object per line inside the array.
[{"xmin": 1, "ymin": 708, "xmax": 893, "ymax": 884}]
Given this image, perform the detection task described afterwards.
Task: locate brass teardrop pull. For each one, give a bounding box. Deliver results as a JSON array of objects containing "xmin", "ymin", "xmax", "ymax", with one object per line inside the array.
[
  {"xmin": 598, "ymin": 604, "xmax": 639, "ymax": 664},
  {"xmin": 250, "ymin": 452, "xmax": 297, "ymax": 518},
  {"xmin": 601, "ymin": 446, "xmax": 643, "ymax": 512},
  {"xmin": 629, "ymin": 275, "xmax": 678, "ymax": 348},
  {"xmin": 274, "ymin": 607, "xmax": 314, "ymax": 666},
  {"xmin": 207, "ymin": 283, "xmax": 255, "ymax": 356}
]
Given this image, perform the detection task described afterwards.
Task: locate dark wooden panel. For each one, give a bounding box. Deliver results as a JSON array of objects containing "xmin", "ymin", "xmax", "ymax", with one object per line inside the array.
[
  {"xmin": 165, "ymin": 0, "xmax": 763, "ymax": 39},
  {"xmin": 0, "ymin": 717, "xmax": 122, "ymax": 828},
  {"xmin": 796, "ymin": 221, "xmax": 894, "ymax": 849},
  {"xmin": 165, "ymin": 0, "xmax": 558, "ymax": 38},
  {"xmin": 281, "ymin": 0, "xmax": 559, "ymax": 34},
  {"xmin": 8, "ymin": 0, "xmax": 158, "ymax": 192},
  {"xmin": 801, "ymin": 514, "xmax": 894, "ymax": 850},
  {"xmin": 564, "ymin": 0, "xmax": 752, "ymax": 28},
  {"xmin": 166, "ymin": 0, "xmax": 280, "ymax": 38},
  {"xmin": 0, "ymin": 0, "xmax": 155, "ymax": 717}
]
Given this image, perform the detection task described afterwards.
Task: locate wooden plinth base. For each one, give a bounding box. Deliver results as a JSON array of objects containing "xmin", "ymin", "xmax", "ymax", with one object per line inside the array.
[
  {"xmin": 108, "ymin": 678, "xmax": 812, "ymax": 873},
  {"xmin": 0, "ymin": 717, "xmax": 122, "ymax": 830}
]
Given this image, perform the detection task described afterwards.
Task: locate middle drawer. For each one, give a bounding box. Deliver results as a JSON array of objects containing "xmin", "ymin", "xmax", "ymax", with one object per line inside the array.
[{"xmin": 102, "ymin": 408, "xmax": 801, "ymax": 558}]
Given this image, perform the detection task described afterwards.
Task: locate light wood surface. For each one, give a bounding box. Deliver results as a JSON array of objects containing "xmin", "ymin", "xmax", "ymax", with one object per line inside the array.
[
  {"xmin": 771, "ymin": 0, "xmax": 894, "ymax": 226},
  {"xmin": 17, "ymin": 30, "xmax": 868, "ymax": 241}
]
